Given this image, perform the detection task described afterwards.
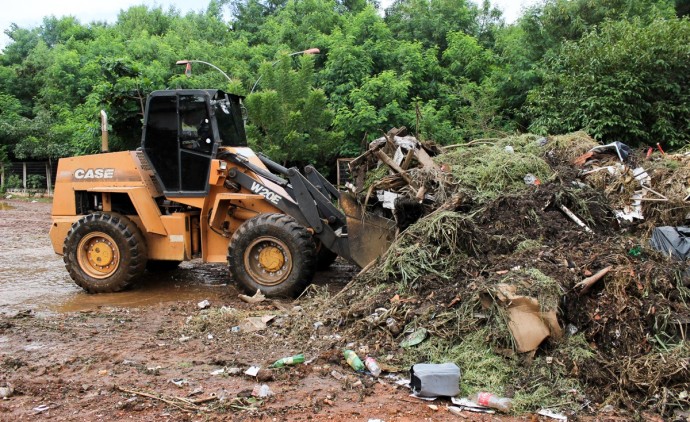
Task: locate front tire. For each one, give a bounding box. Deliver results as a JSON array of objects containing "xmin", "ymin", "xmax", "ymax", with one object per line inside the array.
[
  {"xmin": 228, "ymin": 213, "xmax": 316, "ymax": 297},
  {"xmin": 63, "ymin": 212, "xmax": 147, "ymax": 293}
]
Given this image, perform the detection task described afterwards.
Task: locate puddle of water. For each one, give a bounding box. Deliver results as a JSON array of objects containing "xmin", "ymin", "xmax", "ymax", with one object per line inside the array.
[
  {"xmin": 0, "ymin": 206, "xmax": 351, "ymax": 314},
  {"xmin": 0, "ymin": 201, "xmax": 240, "ymax": 315},
  {"xmin": 0, "ymin": 245, "xmax": 77, "ymax": 313},
  {"xmin": 0, "ymin": 245, "xmax": 237, "ymax": 314},
  {"xmin": 56, "ymin": 266, "xmax": 236, "ymax": 312}
]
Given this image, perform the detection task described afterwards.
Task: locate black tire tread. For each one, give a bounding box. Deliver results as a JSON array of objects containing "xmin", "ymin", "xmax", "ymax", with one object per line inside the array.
[
  {"xmin": 63, "ymin": 212, "xmax": 147, "ymax": 293},
  {"xmin": 227, "ymin": 213, "xmax": 316, "ymax": 297}
]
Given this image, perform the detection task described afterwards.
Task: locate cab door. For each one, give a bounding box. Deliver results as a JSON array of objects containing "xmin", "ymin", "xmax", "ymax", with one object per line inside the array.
[
  {"xmin": 142, "ymin": 91, "xmax": 214, "ymax": 197},
  {"xmin": 178, "ymin": 94, "xmax": 214, "ymax": 193}
]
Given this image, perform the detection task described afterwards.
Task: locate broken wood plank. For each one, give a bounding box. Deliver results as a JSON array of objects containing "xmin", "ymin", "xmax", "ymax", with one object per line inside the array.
[
  {"xmin": 415, "ymin": 147, "xmax": 439, "ymax": 171},
  {"xmin": 384, "ymin": 127, "xmax": 408, "ymax": 153},
  {"xmin": 350, "ymin": 140, "xmax": 388, "ymax": 171},
  {"xmin": 574, "ymin": 266, "xmax": 612, "ymax": 295},
  {"xmin": 348, "ymin": 149, "xmax": 373, "ymax": 171},
  {"xmin": 558, "ymin": 204, "xmax": 593, "ymax": 233},
  {"xmin": 415, "ymin": 185, "xmax": 427, "ymax": 202},
  {"xmin": 374, "ymin": 150, "xmax": 415, "ymax": 187},
  {"xmin": 641, "ymin": 186, "xmax": 668, "ymax": 201},
  {"xmin": 387, "ymin": 126, "xmax": 407, "ymax": 138},
  {"xmin": 401, "ymin": 148, "xmax": 415, "ymax": 170}
]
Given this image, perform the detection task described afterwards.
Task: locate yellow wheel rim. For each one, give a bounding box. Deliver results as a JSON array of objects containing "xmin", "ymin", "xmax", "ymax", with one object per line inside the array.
[
  {"xmin": 244, "ymin": 236, "xmax": 292, "ymax": 286},
  {"xmin": 77, "ymin": 232, "xmax": 119, "ymax": 279}
]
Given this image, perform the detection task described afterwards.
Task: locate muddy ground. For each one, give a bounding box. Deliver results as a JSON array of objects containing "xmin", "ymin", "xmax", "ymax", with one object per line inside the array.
[{"xmin": 0, "ymin": 199, "xmax": 563, "ymax": 421}]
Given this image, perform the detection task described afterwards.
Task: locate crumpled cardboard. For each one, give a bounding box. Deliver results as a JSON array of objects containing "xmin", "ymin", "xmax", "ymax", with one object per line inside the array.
[
  {"xmin": 239, "ymin": 315, "xmax": 275, "ymax": 332},
  {"xmin": 481, "ymin": 284, "xmax": 562, "ymax": 353}
]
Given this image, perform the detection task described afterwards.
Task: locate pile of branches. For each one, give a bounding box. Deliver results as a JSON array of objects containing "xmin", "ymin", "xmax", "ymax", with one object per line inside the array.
[{"xmin": 296, "ymin": 130, "xmax": 690, "ymax": 418}]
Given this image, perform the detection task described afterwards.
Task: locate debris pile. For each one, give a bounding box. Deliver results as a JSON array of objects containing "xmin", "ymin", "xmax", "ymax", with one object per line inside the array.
[
  {"xmin": 288, "ymin": 129, "xmax": 689, "ymax": 418},
  {"xmin": 174, "ymin": 129, "xmax": 688, "ymax": 419}
]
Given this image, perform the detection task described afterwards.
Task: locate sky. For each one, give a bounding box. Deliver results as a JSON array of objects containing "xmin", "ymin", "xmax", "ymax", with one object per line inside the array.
[{"xmin": 0, "ymin": 0, "xmax": 540, "ymax": 50}]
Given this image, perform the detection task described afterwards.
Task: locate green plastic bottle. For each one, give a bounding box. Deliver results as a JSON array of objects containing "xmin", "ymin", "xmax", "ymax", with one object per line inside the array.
[
  {"xmin": 343, "ymin": 349, "xmax": 365, "ymax": 371},
  {"xmin": 271, "ymin": 353, "xmax": 305, "ymax": 368}
]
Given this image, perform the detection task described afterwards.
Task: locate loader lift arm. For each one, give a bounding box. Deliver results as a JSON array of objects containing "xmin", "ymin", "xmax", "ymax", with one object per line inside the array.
[
  {"xmin": 257, "ymin": 152, "xmax": 340, "ymax": 201},
  {"xmin": 220, "ymin": 150, "xmax": 352, "ymax": 259}
]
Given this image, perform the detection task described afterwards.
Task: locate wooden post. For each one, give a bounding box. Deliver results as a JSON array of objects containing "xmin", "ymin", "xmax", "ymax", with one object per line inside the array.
[
  {"xmin": 22, "ymin": 162, "xmax": 27, "ymax": 189},
  {"xmin": 0, "ymin": 163, "xmax": 4, "ymax": 188},
  {"xmin": 45, "ymin": 161, "xmax": 52, "ymax": 196}
]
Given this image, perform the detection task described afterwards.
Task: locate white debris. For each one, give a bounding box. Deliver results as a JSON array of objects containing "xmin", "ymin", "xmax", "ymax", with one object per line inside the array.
[
  {"xmin": 376, "ymin": 190, "xmax": 400, "ymax": 210},
  {"xmin": 245, "ymin": 366, "xmax": 260, "ymax": 377},
  {"xmin": 538, "ymin": 409, "xmax": 568, "ymax": 421},
  {"xmin": 170, "ymin": 378, "xmax": 188, "ymax": 388}
]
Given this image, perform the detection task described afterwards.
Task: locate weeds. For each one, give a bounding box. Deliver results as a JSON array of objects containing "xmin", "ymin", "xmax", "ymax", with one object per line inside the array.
[{"xmin": 440, "ymin": 145, "xmax": 553, "ymax": 203}]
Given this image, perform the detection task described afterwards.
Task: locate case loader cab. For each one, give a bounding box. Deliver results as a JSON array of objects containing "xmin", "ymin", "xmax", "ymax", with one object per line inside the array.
[{"xmin": 142, "ymin": 89, "xmax": 246, "ymax": 196}]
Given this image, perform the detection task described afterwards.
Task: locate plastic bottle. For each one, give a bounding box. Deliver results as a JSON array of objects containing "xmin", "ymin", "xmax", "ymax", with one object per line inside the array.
[
  {"xmin": 270, "ymin": 353, "xmax": 305, "ymax": 368},
  {"xmin": 343, "ymin": 350, "xmax": 365, "ymax": 371},
  {"xmin": 469, "ymin": 392, "xmax": 513, "ymax": 412},
  {"xmin": 364, "ymin": 356, "xmax": 381, "ymax": 377}
]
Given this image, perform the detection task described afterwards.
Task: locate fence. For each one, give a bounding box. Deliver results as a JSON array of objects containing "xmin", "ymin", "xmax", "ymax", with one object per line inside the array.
[{"xmin": 1, "ymin": 161, "xmax": 56, "ymax": 196}]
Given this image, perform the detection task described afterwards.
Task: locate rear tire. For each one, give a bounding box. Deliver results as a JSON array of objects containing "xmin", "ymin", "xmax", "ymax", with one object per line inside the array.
[
  {"xmin": 63, "ymin": 212, "xmax": 147, "ymax": 293},
  {"xmin": 146, "ymin": 260, "xmax": 182, "ymax": 272},
  {"xmin": 228, "ymin": 213, "xmax": 316, "ymax": 297}
]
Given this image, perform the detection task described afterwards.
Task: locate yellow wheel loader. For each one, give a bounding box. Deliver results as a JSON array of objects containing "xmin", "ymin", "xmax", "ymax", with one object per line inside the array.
[{"xmin": 49, "ymin": 89, "xmax": 395, "ymax": 297}]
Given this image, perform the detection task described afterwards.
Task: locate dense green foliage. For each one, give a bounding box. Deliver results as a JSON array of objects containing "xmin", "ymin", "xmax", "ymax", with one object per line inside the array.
[
  {"xmin": 0, "ymin": 0, "xmax": 689, "ymax": 172},
  {"xmin": 527, "ymin": 18, "xmax": 690, "ymax": 146}
]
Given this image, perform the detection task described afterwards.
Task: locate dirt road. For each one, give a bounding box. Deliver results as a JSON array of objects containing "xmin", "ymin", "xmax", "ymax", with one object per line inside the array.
[{"xmin": 0, "ymin": 199, "xmax": 527, "ymax": 421}]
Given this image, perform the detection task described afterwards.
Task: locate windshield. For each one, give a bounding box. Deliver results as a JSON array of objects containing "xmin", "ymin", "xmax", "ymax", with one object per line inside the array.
[{"xmin": 212, "ymin": 94, "xmax": 247, "ymax": 147}]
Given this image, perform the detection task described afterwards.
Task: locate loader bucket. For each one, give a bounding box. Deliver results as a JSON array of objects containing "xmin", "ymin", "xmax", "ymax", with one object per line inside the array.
[{"xmin": 339, "ymin": 192, "xmax": 397, "ymax": 268}]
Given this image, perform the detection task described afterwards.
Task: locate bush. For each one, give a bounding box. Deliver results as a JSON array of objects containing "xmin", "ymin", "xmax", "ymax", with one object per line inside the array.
[
  {"xmin": 26, "ymin": 174, "xmax": 45, "ymax": 190},
  {"xmin": 5, "ymin": 174, "xmax": 22, "ymax": 189},
  {"xmin": 526, "ymin": 18, "xmax": 690, "ymax": 148}
]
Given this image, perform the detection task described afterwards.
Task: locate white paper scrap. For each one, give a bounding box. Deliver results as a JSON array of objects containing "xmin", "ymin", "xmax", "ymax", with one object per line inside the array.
[
  {"xmin": 244, "ymin": 366, "xmax": 260, "ymax": 377},
  {"xmin": 538, "ymin": 409, "xmax": 568, "ymax": 421}
]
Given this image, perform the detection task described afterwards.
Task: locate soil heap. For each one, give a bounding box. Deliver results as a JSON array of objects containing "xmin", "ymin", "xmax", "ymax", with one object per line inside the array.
[{"xmin": 285, "ymin": 130, "xmax": 690, "ymax": 419}]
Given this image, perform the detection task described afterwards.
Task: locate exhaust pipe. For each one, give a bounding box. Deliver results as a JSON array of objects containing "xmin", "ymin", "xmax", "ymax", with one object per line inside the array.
[{"xmin": 100, "ymin": 110, "xmax": 109, "ymax": 153}]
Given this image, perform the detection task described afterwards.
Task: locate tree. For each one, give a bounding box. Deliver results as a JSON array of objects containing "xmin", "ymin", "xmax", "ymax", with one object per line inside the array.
[
  {"xmin": 519, "ymin": 0, "xmax": 676, "ymax": 61},
  {"xmin": 678, "ymin": 0, "xmax": 690, "ymax": 16},
  {"xmin": 0, "ymin": 94, "xmax": 25, "ymax": 155},
  {"xmin": 527, "ymin": 18, "xmax": 690, "ymax": 147},
  {"xmin": 40, "ymin": 16, "xmax": 93, "ymax": 47},
  {"xmin": 245, "ymin": 54, "xmax": 343, "ymax": 173},
  {"xmin": 229, "ymin": 0, "xmax": 288, "ymax": 42},
  {"xmin": 384, "ymin": 0, "xmax": 478, "ymax": 50}
]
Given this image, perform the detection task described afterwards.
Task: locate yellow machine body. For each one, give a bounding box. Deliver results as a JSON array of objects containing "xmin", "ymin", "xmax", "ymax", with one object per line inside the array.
[{"xmin": 49, "ymin": 147, "xmax": 284, "ymax": 263}]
